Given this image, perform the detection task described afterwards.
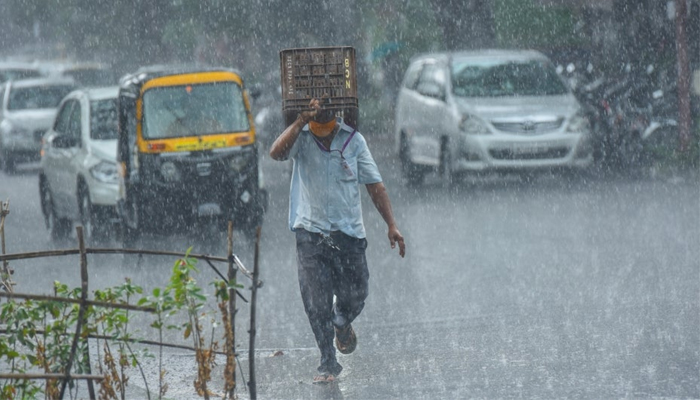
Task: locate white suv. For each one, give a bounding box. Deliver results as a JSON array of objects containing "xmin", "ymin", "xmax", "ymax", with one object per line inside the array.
[
  {"xmin": 0, "ymin": 77, "xmax": 76, "ymax": 172},
  {"xmin": 394, "ymin": 49, "xmax": 593, "ymax": 185},
  {"xmin": 39, "ymin": 86, "xmax": 120, "ymax": 242}
]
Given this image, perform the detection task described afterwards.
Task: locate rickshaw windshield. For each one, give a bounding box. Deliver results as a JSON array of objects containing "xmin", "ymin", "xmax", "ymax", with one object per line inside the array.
[{"xmin": 142, "ymin": 82, "xmax": 249, "ymax": 139}]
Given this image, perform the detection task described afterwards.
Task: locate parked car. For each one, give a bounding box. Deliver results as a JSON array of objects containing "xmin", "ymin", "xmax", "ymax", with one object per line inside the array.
[
  {"xmin": 39, "ymin": 86, "xmax": 120, "ymax": 242},
  {"xmin": 394, "ymin": 49, "xmax": 594, "ymax": 185},
  {"xmin": 0, "ymin": 61, "xmax": 44, "ymax": 83},
  {"xmin": 0, "ymin": 77, "xmax": 77, "ymax": 172}
]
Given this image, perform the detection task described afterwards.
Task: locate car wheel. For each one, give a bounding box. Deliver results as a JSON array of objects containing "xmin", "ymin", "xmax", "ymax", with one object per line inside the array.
[
  {"xmin": 39, "ymin": 176, "xmax": 51, "ymax": 222},
  {"xmin": 238, "ymin": 199, "xmax": 264, "ymax": 239},
  {"xmin": 120, "ymin": 200, "xmax": 143, "ymax": 249},
  {"xmin": 42, "ymin": 183, "xmax": 71, "ymax": 241},
  {"xmin": 399, "ymin": 134, "xmax": 426, "ymax": 186},
  {"xmin": 0, "ymin": 150, "xmax": 16, "ymax": 174},
  {"xmin": 79, "ymin": 188, "xmax": 107, "ymax": 243},
  {"xmin": 439, "ymin": 140, "xmax": 462, "ymax": 186}
]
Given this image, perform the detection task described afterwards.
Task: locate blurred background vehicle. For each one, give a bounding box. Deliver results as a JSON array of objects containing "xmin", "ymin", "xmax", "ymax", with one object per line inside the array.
[
  {"xmin": 0, "ymin": 61, "xmax": 45, "ymax": 83},
  {"xmin": 559, "ymin": 60, "xmax": 684, "ymax": 175},
  {"xmin": 251, "ymin": 82, "xmax": 283, "ymax": 150},
  {"xmin": 40, "ymin": 60, "xmax": 117, "ymax": 87},
  {"xmin": 39, "ymin": 86, "xmax": 120, "ymax": 242},
  {"xmin": 0, "ymin": 76, "xmax": 77, "ymax": 172},
  {"xmin": 394, "ymin": 49, "xmax": 593, "ymax": 186}
]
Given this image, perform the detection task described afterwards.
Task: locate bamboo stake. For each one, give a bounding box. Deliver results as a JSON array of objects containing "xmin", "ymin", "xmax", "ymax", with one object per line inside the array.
[
  {"xmin": 0, "ymin": 329, "xmax": 229, "ymax": 355},
  {"xmin": 59, "ymin": 226, "xmax": 89, "ymax": 399},
  {"xmin": 0, "ymin": 248, "xmax": 80, "ymax": 261},
  {"xmin": 94, "ymin": 248, "xmax": 229, "ymax": 263},
  {"xmin": 0, "ymin": 292, "xmax": 156, "ymax": 313},
  {"xmin": 0, "ymin": 248, "xmax": 258, "ymax": 282},
  {"xmin": 79, "ymin": 232, "xmax": 97, "ymax": 399},
  {"xmin": 0, "ymin": 199, "xmax": 13, "ymax": 293},
  {"xmin": 227, "ymin": 221, "xmax": 236, "ymax": 398},
  {"xmin": 0, "ymin": 373, "xmax": 104, "ymax": 381},
  {"xmin": 247, "ymin": 226, "xmax": 261, "ymax": 400},
  {"xmin": 0, "ymin": 248, "xmax": 224, "ymax": 263}
]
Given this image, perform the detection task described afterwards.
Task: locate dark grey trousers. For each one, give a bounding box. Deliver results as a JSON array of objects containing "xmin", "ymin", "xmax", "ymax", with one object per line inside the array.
[{"xmin": 295, "ymin": 229, "xmax": 369, "ymax": 376}]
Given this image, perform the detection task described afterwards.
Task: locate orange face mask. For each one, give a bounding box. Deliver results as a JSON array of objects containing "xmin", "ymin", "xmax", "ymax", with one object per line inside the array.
[{"xmin": 309, "ymin": 118, "xmax": 337, "ymax": 138}]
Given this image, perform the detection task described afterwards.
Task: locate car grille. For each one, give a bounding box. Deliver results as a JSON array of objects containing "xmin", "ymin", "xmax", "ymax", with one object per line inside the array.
[
  {"xmin": 489, "ymin": 147, "xmax": 570, "ymax": 160},
  {"xmin": 491, "ymin": 119, "xmax": 563, "ymax": 135}
]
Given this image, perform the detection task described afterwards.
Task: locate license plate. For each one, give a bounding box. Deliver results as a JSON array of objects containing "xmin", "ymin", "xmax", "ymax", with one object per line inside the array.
[
  {"xmin": 196, "ymin": 162, "xmax": 212, "ymax": 176},
  {"xmin": 513, "ymin": 146, "xmax": 544, "ymax": 155},
  {"xmin": 512, "ymin": 142, "xmax": 556, "ymax": 154}
]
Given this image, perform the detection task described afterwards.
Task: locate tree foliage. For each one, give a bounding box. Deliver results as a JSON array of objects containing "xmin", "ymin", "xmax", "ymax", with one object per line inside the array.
[{"xmin": 2, "ymin": 0, "xmax": 596, "ymax": 83}]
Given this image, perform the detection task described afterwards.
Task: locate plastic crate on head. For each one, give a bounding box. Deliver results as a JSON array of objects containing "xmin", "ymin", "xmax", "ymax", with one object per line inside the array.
[{"xmin": 280, "ymin": 46, "xmax": 359, "ymax": 129}]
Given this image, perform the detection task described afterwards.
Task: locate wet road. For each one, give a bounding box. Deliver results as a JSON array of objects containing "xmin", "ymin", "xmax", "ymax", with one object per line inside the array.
[{"xmin": 1, "ymin": 134, "xmax": 699, "ymax": 399}]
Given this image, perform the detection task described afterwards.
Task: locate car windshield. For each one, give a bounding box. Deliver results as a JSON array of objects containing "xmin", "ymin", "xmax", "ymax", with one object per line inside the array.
[
  {"xmin": 451, "ymin": 58, "xmax": 568, "ymax": 97},
  {"xmin": 0, "ymin": 69, "xmax": 42, "ymax": 82},
  {"xmin": 90, "ymin": 98, "xmax": 118, "ymax": 140},
  {"xmin": 8, "ymin": 85, "xmax": 75, "ymax": 110},
  {"xmin": 142, "ymin": 82, "xmax": 249, "ymax": 139}
]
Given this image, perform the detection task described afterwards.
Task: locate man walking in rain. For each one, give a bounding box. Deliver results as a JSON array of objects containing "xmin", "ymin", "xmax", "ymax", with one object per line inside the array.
[{"xmin": 269, "ymin": 97, "xmax": 405, "ymax": 383}]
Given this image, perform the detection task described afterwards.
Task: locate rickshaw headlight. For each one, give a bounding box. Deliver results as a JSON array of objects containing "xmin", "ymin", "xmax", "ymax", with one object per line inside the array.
[
  {"xmin": 229, "ymin": 154, "xmax": 250, "ymax": 172},
  {"xmin": 160, "ymin": 161, "xmax": 181, "ymax": 181}
]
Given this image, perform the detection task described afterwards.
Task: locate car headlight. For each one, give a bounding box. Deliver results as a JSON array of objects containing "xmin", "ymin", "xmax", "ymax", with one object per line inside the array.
[
  {"xmin": 160, "ymin": 161, "xmax": 181, "ymax": 182},
  {"xmin": 566, "ymin": 111, "xmax": 590, "ymax": 134},
  {"xmin": 90, "ymin": 161, "xmax": 119, "ymax": 184},
  {"xmin": 459, "ymin": 115, "xmax": 490, "ymax": 135},
  {"xmin": 0, "ymin": 120, "xmax": 11, "ymax": 135}
]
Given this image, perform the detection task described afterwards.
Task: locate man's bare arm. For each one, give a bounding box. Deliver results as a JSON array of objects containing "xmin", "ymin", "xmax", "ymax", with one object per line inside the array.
[
  {"xmin": 268, "ymin": 116, "xmax": 306, "ymax": 160},
  {"xmin": 269, "ymin": 98, "xmax": 322, "ymax": 161},
  {"xmin": 366, "ymin": 182, "xmax": 405, "ymax": 258}
]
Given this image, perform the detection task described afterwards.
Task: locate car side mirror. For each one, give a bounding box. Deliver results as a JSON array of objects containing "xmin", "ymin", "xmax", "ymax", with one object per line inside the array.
[
  {"xmin": 52, "ymin": 135, "xmax": 79, "ymax": 149},
  {"xmin": 417, "ymin": 82, "xmax": 445, "ymax": 101}
]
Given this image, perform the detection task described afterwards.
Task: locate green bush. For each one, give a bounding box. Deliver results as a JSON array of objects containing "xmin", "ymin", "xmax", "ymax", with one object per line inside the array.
[{"xmin": 0, "ymin": 250, "xmax": 241, "ymax": 400}]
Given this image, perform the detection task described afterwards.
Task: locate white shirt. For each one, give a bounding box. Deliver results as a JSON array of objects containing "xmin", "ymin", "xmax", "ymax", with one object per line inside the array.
[{"xmin": 287, "ymin": 118, "xmax": 382, "ymax": 238}]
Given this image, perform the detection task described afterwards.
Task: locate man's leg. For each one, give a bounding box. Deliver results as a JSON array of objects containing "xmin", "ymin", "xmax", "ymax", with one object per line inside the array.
[
  {"xmin": 330, "ymin": 233, "xmax": 369, "ymax": 329},
  {"xmin": 296, "ymin": 230, "xmax": 343, "ymax": 376}
]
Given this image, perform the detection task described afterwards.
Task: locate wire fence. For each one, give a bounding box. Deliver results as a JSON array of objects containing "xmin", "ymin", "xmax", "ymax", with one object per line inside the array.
[{"xmin": 0, "ymin": 199, "xmax": 262, "ymax": 400}]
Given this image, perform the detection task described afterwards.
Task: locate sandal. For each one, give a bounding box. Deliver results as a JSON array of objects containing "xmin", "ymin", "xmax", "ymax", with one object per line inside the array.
[
  {"xmin": 334, "ymin": 324, "xmax": 357, "ymax": 354},
  {"xmin": 313, "ymin": 372, "xmax": 336, "ymax": 384}
]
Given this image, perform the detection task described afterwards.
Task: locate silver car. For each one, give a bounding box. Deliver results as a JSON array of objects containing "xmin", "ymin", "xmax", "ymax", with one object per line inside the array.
[
  {"xmin": 394, "ymin": 49, "xmax": 593, "ymax": 185},
  {"xmin": 0, "ymin": 77, "xmax": 77, "ymax": 172}
]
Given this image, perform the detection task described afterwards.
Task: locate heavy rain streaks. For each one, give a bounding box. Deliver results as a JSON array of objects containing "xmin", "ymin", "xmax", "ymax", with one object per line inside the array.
[{"xmin": 1, "ymin": 1, "xmax": 699, "ymax": 399}]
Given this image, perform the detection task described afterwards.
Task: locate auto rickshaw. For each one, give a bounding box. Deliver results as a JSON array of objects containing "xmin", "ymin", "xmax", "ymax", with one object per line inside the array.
[{"xmin": 116, "ymin": 67, "xmax": 266, "ymax": 240}]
